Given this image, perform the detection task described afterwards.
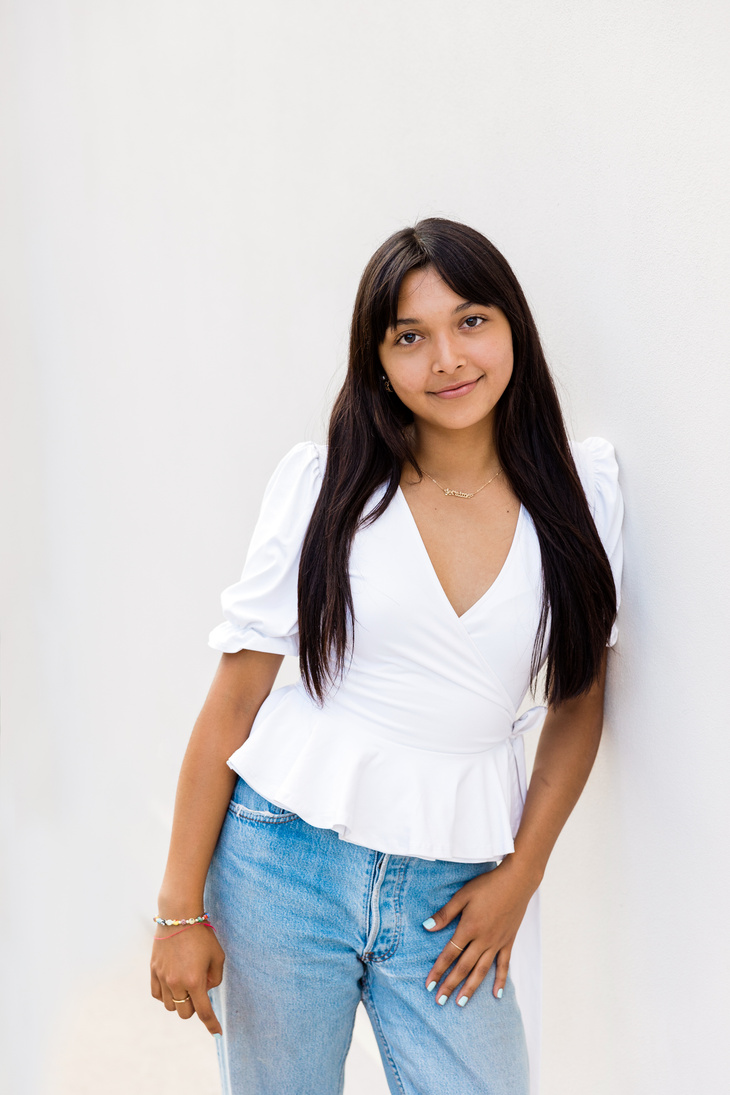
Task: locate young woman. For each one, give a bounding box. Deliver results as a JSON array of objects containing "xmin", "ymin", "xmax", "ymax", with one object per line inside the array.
[{"xmin": 150, "ymin": 218, "xmax": 624, "ymax": 1095}]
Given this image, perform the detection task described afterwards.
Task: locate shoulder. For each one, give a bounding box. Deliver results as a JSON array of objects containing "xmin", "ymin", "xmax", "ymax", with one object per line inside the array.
[
  {"xmin": 269, "ymin": 439, "xmax": 327, "ymax": 479},
  {"xmin": 262, "ymin": 440, "xmax": 327, "ymax": 499},
  {"xmin": 568, "ymin": 436, "xmax": 620, "ymax": 515},
  {"xmin": 249, "ymin": 441, "xmax": 328, "ymax": 533},
  {"xmin": 569, "ymin": 437, "xmax": 624, "ymax": 646},
  {"xmin": 568, "ymin": 438, "xmax": 624, "ymax": 580}
]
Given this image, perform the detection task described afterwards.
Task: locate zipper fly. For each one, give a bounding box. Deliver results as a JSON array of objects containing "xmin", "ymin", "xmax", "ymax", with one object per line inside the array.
[{"xmin": 362, "ymin": 851, "xmax": 406, "ymax": 962}]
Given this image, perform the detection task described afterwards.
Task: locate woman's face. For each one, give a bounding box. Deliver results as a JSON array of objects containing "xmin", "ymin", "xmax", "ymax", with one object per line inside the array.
[{"xmin": 378, "ymin": 266, "xmax": 513, "ymax": 435}]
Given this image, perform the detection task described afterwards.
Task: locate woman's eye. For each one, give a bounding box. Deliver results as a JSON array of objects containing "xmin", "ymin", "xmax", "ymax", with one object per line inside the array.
[
  {"xmin": 463, "ymin": 315, "xmax": 486, "ymax": 328},
  {"xmin": 396, "ymin": 331, "xmax": 422, "ymax": 345}
]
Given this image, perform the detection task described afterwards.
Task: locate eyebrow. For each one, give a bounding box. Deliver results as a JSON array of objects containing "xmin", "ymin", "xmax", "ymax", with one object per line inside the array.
[{"xmin": 393, "ymin": 301, "xmax": 486, "ymax": 327}]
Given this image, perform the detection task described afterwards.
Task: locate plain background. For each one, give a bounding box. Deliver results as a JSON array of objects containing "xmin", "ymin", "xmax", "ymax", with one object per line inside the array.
[{"xmin": 2, "ymin": 2, "xmax": 729, "ymax": 1093}]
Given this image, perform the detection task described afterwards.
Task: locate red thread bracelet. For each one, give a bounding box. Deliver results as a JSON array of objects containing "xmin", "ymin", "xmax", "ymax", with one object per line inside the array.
[{"xmin": 154, "ymin": 922, "xmax": 216, "ymax": 941}]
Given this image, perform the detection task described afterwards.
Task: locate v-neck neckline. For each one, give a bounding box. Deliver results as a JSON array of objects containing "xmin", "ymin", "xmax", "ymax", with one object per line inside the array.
[{"xmin": 395, "ymin": 485, "xmax": 524, "ymax": 623}]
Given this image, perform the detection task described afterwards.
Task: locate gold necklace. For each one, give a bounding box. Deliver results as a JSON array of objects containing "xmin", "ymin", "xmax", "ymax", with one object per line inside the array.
[{"xmin": 423, "ymin": 466, "xmax": 503, "ymax": 499}]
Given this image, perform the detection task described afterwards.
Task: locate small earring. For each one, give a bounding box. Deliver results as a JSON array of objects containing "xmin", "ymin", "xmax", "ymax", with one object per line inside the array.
[{"xmin": 381, "ymin": 374, "xmax": 393, "ymax": 393}]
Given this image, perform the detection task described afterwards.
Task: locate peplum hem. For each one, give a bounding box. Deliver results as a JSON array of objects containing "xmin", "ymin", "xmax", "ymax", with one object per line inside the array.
[{"xmin": 225, "ymin": 685, "xmax": 537, "ymax": 864}]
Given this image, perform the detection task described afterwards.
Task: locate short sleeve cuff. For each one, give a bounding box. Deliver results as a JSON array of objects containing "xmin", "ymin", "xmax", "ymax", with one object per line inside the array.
[{"xmin": 208, "ymin": 620, "xmax": 298, "ymax": 657}]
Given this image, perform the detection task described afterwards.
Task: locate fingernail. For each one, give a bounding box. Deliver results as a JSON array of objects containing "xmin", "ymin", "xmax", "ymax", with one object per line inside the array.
[
  {"xmin": 422, "ymin": 917, "xmax": 436, "ymax": 929},
  {"xmin": 457, "ymin": 995, "xmax": 469, "ymax": 1007},
  {"xmin": 427, "ymin": 980, "xmax": 437, "ymax": 992},
  {"xmin": 497, "ymin": 988, "xmax": 504, "ymax": 999},
  {"xmin": 213, "ymin": 1032, "xmax": 223, "ymax": 1039},
  {"xmin": 437, "ymin": 994, "xmax": 448, "ymax": 1006}
]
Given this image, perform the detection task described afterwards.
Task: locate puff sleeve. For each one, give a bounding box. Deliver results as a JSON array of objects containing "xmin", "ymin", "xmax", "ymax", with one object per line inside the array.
[
  {"xmin": 569, "ymin": 436, "xmax": 625, "ymax": 647},
  {"xmin": 208, "ymin": 441, "xmax": 325, "ymax": 657}
]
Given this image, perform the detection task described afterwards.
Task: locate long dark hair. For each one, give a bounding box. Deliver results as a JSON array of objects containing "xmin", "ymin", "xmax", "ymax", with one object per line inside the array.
[{"xmin": 298, "ymin": 218, "xmax": 617, "ymax": 708}]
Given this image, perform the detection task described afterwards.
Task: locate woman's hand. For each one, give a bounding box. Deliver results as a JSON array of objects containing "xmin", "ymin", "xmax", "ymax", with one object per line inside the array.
[
  {"xmin": 150, "ymin": 924, "xmax": 226, "ymax": 1035},
  {"xmin": 421, "ymin": 857, "xmax": 538, "ymax": 1006}
]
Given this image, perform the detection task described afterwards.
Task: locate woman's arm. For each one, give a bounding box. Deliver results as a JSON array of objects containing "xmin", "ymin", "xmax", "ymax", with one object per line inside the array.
[
  {"xmin": 421, "ymin": 648, "xmax": 608, "ymax": 1005},
  {"xmin": 150, "ymin": 648, "xmax": 284, "ymax": 1033},
  {"xmin": 505, "ymin": 645, "xmax": 608, "ymax": 888}
]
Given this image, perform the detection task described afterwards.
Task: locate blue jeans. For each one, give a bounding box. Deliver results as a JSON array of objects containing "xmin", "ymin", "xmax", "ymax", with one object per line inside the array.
[{"xmin": 204, "ymin": 775, "xmax": 529, "ymax": 1095}]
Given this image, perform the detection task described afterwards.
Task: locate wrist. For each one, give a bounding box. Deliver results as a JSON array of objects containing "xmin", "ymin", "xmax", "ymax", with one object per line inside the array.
[
  {"xmin": 156, "ymin": 890, "xmax": 206, "ymax": 920},
  {"xmin": 498, "ymin": 850, "xmax": 545, "ymax": 892}
]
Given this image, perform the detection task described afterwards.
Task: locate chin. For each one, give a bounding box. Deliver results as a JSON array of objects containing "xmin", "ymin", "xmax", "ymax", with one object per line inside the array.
[{"xmin": 442, "ymin": 403, "xmax": 495, "ymax": 425}]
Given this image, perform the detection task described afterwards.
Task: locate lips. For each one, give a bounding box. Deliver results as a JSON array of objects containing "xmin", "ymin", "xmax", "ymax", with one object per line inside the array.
[{"xmin": 430, "ymin": 377, "xmax": 482, "ymax": 396}]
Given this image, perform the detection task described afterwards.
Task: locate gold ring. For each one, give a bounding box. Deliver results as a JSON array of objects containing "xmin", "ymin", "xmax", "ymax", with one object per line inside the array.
[
  {"xmin": 172, "ymin": 994, "xmax": 191, "ymax": 1003},
  {"xmin": 448, "ymin": 939, "xmax": 465, "ymax": 952}
]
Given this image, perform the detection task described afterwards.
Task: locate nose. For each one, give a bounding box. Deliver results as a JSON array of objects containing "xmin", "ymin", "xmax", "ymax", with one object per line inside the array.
[{"xmin": 432, "ymin": 332, "xmax": 466, "ymax": 374}]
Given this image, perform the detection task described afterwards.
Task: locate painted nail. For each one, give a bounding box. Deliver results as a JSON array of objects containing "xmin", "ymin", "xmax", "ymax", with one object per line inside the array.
[
  {"xmin": 437, "ymin": 994, "xmax": 448, "ymax": 1006},
  {"xmin": 213, "ymin": 1032, "xmax": 223, "ymax": 1039},
  {"xmin": 427, "ymin": 981, "xmax": 437, "ymax": 992},
  {"xmin": 422, "ymin": 917, "xmax": 436, "ymax": 929},
  {"xmin": 457, "ymin": 995, "xmax": 469, "ymax": 1007},
  {"xmin": 497, "ymin": 988, "xmax": 504, "ymax": 999}
]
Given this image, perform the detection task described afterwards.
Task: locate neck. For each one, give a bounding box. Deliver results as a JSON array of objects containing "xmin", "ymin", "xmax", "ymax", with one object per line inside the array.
[{"xmin": 408, "ymin": 416, "xmax": 499, "ymax": 484}]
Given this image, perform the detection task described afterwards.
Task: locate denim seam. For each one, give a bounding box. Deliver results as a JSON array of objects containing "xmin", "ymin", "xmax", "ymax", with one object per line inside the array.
[
  {"xmin": 227, "ymin": 803, "xmax": 298, "ymax": 824},
  {"xmin": 362, "ymin": 849, "xmax": 384, "ymax": 949},
  {"xmin": 364, "ymin": 852, "xmax": 389, "ymax": 953},
  {"xmin": 361, "ymin": 971, "xmax": 408, "ymax": 1095},
  {"xmin": 366, "ymin": 857, "xmax": 408, "ymax": 963}
]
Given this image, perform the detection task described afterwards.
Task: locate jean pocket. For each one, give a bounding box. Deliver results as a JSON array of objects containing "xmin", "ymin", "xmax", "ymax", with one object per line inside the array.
[{"xmin": 227, "ymin": 776, "xmax": 299, "ymax": 824}]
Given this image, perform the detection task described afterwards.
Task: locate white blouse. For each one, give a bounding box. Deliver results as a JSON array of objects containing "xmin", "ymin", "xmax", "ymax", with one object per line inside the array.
[
  {"xmin": 209, "ymin": 436, "xmax": 624, "ymax": 864},
  {"xmin": 208, "ymin": 437, "xmax": 624, "ymax": 1094}
]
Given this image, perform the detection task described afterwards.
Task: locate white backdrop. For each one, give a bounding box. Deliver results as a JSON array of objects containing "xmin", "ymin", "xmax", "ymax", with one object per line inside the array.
[{"xmin": 2, "ymin": 2, "xmax": 729, "ymax": 1093}]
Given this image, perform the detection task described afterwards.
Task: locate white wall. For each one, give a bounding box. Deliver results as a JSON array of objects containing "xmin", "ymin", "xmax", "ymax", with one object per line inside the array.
[{"xmin": 2, "ymin": 2, "xmax": 729, "ymax": 1093}]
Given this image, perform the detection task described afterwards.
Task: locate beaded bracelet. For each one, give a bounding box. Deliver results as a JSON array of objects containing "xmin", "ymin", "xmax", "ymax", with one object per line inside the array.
[{"xmin": 153, "ymin": 912, "xmax": 211, "ymax": 928}]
